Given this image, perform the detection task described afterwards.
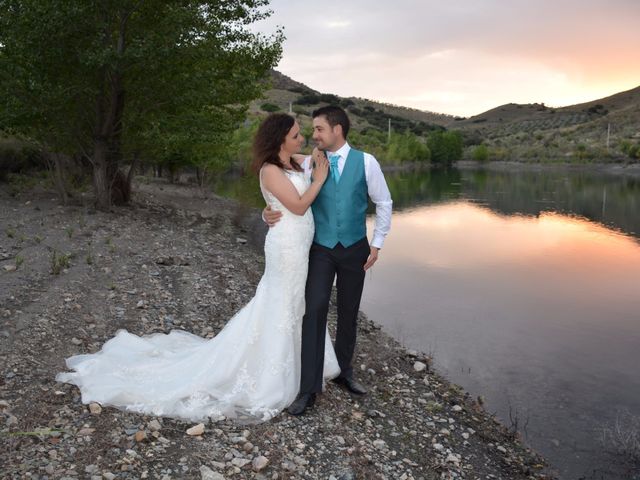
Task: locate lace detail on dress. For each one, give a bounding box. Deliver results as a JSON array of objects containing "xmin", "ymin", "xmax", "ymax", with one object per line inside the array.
[{"xmin": 56, "ymin": 167, "xmax": 341, "ymax": 423}]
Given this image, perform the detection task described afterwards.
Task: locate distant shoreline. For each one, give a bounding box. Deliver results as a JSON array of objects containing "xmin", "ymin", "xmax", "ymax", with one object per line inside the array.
[
  {"xmin": 455, "ymin": 160, "xmax": 640, "ymax": 178},
  {"xmin": 379, "ymin": 160, "xmax": 640, "ymax": 177}
]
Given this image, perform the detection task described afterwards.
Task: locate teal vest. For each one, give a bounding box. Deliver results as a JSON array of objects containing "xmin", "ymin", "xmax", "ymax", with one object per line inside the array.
[{"xmin": 312, "ymin": 148, "xmax": 368, "ymax": 248}]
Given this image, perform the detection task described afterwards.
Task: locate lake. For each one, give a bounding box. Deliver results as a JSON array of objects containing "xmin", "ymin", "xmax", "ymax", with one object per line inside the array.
[
  {"xmin": 360, "ymin": 165, "xmax": 640, "ymax": 480},
  {"xmin": 217, "ymin": 164, "xmax": 640, "ymax": 479}
]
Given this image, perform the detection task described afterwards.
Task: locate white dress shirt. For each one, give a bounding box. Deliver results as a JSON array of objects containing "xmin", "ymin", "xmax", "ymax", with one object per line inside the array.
[{"xmin": 302, "ymin": 142, "xmax": 393, "ymax": 249}]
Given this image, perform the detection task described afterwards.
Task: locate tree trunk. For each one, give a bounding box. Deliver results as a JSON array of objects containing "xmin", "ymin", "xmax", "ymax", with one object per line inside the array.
[
  {"xmin": 91, "ymin": 7, "xmax": 129, "ymax": 210},
  {"xmin": 47, "ymin": 153, "xmax": 69, "ymax": 205},
  {"xmin": 93, "ymin": 138, "xmax": 111, "ymax": 210}
]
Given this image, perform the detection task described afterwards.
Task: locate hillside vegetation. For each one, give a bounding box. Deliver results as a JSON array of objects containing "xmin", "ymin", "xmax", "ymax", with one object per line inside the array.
[{"xmin": 254, "ymin": 72, "xmax": 640, "ymax": 164}]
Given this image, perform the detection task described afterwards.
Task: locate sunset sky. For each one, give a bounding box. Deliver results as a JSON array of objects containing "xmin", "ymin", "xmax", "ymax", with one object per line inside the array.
[{"xmin": 253, "ymin": 0, "xmax": 640, "ymax": 117}]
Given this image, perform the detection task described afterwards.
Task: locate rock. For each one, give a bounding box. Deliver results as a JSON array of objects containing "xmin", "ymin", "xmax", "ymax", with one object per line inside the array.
[
  {"xmin": 71, "ymin": 337, "xmax": 83, "ymax": 345},
  {"xmin": 452, "ymin": 405, "xmax": 463, "ymax": 412},
  {"xmin": 252, "ymin": 456, "xmax": 269, "ymax": 472},
  {"xmin": 199, "ymin": 466, "xmax": 225, "ymax": 480},
  {"xmin": 148, "ymin": 419, "xmax": 162, "ymax": 431},
  {"xmin": 433, "ymin": 443, "xmax": 445, "ymax": 452},
  {"xmin": 242, "ymin": 441, "xmax": 254, "ymax": 453},
  {"xmin": 445, "ymin": 453, "xmax": 461, "ymax": 464},
  {"xmin": 135, "ymin": 430, "xmax": 147, "ymax": 442},
  {"xmin": 3, "ymin": 264, "xmax": 16, "ymax": 272},
  {"xmin": 89, "ymin": 402, "xmax": 102, "ymax": 414},
  {"xmin": 373, "ymin": 439, "xmax": 386, "ymax": 449},
  {"xmin": 77, "ymin": 427, "xmax": 95, "ymax": 436},
  {"xmin": 413, "ymin": 361, "xmax": 427, "ymax": 372},
  {"xmin": 231, "ymin": 457, "xmax": 250, "ymax": 468},
  {"xmin": 186, "ymin": 423, "xmax": 205, "ymax": 436},
  {"xmin": 85, "ymin": 464, "xmax": 99, "ymax": 474},
  {"xmin": 497, "ymin": 445, "xmax": 507, "ymax": 453},
  {"xmin": 103, "ymin": 473, "xmax": 116, "ymax": 480}
]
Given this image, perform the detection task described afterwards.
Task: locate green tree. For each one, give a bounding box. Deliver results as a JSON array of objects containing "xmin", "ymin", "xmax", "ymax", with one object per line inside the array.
[
  {"xmin": 385, "ymin": 131, "xmax": 430, "ymax": 164},
  {"xmin": 0, "ymin": 0, "xmax": 283, "ymax": 209},
  {"xmin": 427, "ymin": 131, "xmax": 464, "ymax": 166},
  {"xmin": 472, "ymin": 144, "xmax": 489, "ymax": 162}
]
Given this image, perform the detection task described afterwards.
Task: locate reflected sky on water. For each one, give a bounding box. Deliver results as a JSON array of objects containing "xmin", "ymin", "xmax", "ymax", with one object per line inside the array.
[{"xmin": 363, "ymin": 169, "xmax": 640, "ymax": 479}]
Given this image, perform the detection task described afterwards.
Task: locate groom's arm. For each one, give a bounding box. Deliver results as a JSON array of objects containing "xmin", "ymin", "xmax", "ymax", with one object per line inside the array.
[{"xmin": 363, "ymin": 153, "xmax": 392, "ymax": 270}]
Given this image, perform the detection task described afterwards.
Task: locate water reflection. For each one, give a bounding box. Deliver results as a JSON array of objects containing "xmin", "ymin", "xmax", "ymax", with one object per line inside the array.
[
  {"xmin": 380, "ymin": 167, "xmax": 640, "ymax": 239},
  {"xmin": 363, "ymin": 202, "xmax": 640, "ymax": 479}
]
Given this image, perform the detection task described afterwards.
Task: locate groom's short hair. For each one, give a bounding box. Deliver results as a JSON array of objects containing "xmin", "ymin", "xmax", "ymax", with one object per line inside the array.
[{"xmin": 312, "ymin": 105, "xmax": 350, "ymax": 139}]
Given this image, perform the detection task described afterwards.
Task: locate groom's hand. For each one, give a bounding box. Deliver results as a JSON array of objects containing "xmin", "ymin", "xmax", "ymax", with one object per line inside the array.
[
  {"xmin": 364, "ymin": 247, "xmax": 379, "ymax": 271},
  {"xmin": 263, "ymin": 205, "xmax": 282, "ymax": 227}
]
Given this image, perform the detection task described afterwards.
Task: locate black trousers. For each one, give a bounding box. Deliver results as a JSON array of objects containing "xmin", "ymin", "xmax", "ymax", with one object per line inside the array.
[{"xmin": 299, "ymin": 237, "xmax": 370, "ymax": 394}]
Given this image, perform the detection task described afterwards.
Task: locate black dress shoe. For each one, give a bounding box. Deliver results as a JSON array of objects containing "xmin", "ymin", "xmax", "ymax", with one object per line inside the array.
[
  {"xmin": 332, "ymin": 375, "xmax": 367, "ymax": 395},
  {"xmin": 287, "ymin": 393, "xmax": 316, "ymax": 416}
]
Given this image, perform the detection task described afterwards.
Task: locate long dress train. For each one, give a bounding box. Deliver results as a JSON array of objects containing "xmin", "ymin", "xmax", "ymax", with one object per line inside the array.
[{"xmin": 56, "ymin": 169, "xmax": 340, "ymax": 422}]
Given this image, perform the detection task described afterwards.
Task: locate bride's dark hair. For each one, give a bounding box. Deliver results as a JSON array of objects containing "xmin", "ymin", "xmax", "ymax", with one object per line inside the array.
[{"xmin": 251, "ymin": 113, "xmax": 303, "ymax": 174}]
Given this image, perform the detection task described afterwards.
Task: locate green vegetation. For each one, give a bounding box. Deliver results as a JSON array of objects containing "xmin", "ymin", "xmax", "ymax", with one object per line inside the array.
[
  {"xmin": 50, "ymin": 251, "xmax": 71, "ymax": 275},
  {"xmin": 0, "ymin": 0, "xmax": 283, "ymax": 209},
  {"xmin": 260, "ymin": 103, "xmax": 281, "ymax": 113},
  {"xmin": 427, "ymin": 131, "xmax": 464, "ymax": 166},
  {"xmin": 472, "ymin": 144, "xmax": 489, "ymax": 162}
]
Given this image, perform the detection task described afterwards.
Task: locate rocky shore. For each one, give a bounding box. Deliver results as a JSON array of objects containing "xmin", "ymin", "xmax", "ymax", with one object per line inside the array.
[{"xmin": 0, "ymin": 179, "xmax": 555, "ymax": 479}]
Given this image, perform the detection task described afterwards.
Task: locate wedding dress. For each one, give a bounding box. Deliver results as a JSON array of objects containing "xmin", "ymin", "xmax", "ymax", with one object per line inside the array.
[{"xmin": 56, "ymin": 169, "xmax": 341, "ymax": 422}]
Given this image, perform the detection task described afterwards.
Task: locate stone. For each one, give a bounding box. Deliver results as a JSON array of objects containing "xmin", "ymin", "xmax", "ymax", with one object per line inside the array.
[
  {"xmin": 186, "ymin": 423, "xmax": 205, "ymax": 436},
  {"xmin": 445, "ymin": 453, "xmax": 461, "ymax": 464},
  {"xmin": 413, "ymin": 361, "xmax": 427, "ymax": 372},
  {"xmin": 252, "ymin": 456, "xmax": 269, "ymax": 472},
  {"xmin": 373, "ymin": 439, "xmax": 386, "ymax": 449},
  {"xmin": 135, "ymin": 430, "xmax": 147, "ymax": 442},
  {"xmin": 148, "ymin": 419, "xmax": 162, "ymax": 431},
  {"xmin": 89, "ymin": 402, "xmax": 102, "ymax": 414},
  {"xmin": 231, "ymin": 457, "xmax": 250, "ymax": 468},
  {"xmin": 200, "ymin": 466, "xmax": 226, "ymax": 479}
]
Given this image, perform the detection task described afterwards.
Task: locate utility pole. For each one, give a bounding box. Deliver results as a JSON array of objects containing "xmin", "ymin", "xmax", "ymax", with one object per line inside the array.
[
  {"xmin": 289, "ymin": 102, "xmax": 293, "ymax": 114},
  {"xmin": 388, "ymin": 118, "xmax": 391, "ymax": 143},
  {"xmin": 606, "ymin": 123, "xmax": 611, "ymax": 151}
]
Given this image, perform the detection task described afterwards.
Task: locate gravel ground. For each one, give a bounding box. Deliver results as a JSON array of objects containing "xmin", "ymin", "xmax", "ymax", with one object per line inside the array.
[{"xmin": 0, "ymin": 179, "xmax": 556, "ymax": 479}]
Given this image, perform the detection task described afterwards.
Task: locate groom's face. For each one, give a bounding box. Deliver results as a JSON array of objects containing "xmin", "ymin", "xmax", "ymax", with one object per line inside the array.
[{"xmin": 312, "ymin": 115, "xmax": 341, "ymax": 151}]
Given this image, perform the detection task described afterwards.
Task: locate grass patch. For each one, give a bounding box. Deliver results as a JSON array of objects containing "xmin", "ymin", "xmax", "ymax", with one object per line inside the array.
[{"xmin": 50, "ymin": 250, "xmax": 71, "ymax": 275}]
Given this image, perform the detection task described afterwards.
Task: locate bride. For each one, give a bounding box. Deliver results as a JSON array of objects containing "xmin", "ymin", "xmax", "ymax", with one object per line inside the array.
[{"xmin": 56, "ymin": 113, "xmax": 341, "ymax": 423}]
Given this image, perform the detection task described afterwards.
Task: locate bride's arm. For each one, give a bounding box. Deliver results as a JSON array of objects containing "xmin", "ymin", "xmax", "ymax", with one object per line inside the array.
[{"xmin": 261, "ymin": 160, "xmax": 329, "ymax": 216}]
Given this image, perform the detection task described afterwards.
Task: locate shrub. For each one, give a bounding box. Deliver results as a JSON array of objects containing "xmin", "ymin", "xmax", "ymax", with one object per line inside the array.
[
  {"xmin": 472, "ymin": 144, "xmax": 489, "ymax": 162},
  {"xmin": 427, "ymin": 131, "xmax": 464, "ymax": 166},
  {"xmin": 260, "ymin": 103, "xmax": 280, "ymax": 112}
]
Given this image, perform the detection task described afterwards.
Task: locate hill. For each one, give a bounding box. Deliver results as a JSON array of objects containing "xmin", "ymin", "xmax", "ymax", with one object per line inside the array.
[
  {"xmin": 450, "ymin": 85, "xmax": 640, "ymax": 161},
  {"xmin": 251, "ymin": 71, "xmax": 454, "ymax": 136},
  {"xmin": 255, "ymin": 72, "xmax": 640, "ymax": 162}
]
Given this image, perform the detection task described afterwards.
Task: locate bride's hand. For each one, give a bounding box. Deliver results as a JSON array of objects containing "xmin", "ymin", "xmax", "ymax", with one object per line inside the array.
[{"xmin": 312, "ymin": 148, "xmax": 329, "ymax": 184}]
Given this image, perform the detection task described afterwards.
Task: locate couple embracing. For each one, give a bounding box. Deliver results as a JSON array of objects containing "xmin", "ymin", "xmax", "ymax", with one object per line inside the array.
[{"xmin": 57, "ymin": 105, "xmax": 392, "ymax": 422}]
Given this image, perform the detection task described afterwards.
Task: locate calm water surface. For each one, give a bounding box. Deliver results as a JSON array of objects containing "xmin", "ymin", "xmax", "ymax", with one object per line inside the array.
[
  {"xmin": 218, "ymin": 166, "xmax": 640, "ymax": 479},
  {"xmin": 361, "ymin": 167, "xmax": 640, "ymax": 480}
]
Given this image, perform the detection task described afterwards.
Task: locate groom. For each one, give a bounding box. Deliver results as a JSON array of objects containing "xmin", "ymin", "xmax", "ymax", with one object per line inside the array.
[{"xmin": 264, "ymin": 105, "xmax": 392, "ymax": 415}]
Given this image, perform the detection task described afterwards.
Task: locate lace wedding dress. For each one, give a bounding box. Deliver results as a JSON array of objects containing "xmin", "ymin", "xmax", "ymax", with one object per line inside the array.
[{"xmin": 56, "ymin": 169, "xmax": 341, "ymax": 422}]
